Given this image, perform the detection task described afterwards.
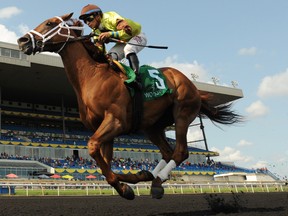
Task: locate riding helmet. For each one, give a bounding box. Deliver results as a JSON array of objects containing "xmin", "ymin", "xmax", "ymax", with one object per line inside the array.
[{"xmin": 79, "ymin": 4, "xmax": 102, "ymax": 20}]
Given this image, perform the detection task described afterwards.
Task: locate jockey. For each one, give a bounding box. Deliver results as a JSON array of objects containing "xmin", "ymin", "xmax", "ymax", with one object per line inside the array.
[{"xmin": 79, "ymin": 4, "xmax": 147, "ymax": 90}]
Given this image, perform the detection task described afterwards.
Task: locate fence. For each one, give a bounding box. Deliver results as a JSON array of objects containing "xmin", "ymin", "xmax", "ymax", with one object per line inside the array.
[{"xmin": 0, "ymin": 182, "xmax": 287, "ymax": 196}]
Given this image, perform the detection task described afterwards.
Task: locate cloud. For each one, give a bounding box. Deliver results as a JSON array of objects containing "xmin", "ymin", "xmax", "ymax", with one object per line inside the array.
[
  {"xmin": 0, "ymin": 6, "xmax": 22, "ymax": 19},
  {"xmin": 257, "ymin": 69, "xmax": 288, "ymax": 98},
  {"xmin": 0, "ymin": 22, "xmax": 29, "ymax": 44},
  {"xmin": 211, "ymin": 146, "xmax": 252, "ymax": 162},
  {"xmin": 238, "ymin": 47, "xmax": 257, "ymax": 56},
  {"xmin": 165, "ymin": 130, "xmax": 175, "ymax": 139},
  {"xmin": 149, "ymin": 55, "xmax": 209, "ymax": 82},
  {"xmin": 237, "ymin": 139, "xmax": 253, "ymax": 147},
  {"xmin": 187, "ymin": 127, "xmax": 203, "ymax": 147},
  {"xmin": 18, "ymin": 24, "xmax": 29, "ymax": 35},
  {"xmin": 0, "ymin": 24, "xmax": 19, "ymax": 44},
  {"xmin": 245, "ymin": 100, "xmax": 269, "ymax": 118},
  {"xmin": 166, "ymin": 127, "xmax": 202, "ymax": 140},
  {"xmin": 251, "ymin": 160, "xmax": 268, "ymax": 169}
]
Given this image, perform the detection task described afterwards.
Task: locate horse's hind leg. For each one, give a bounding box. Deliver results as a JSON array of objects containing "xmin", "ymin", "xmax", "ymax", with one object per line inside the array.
[
  {"xmin": 151, "ymin": 92, "xmax": 201, "ymax": 199},
  {"xmin": 146, "ymin": 128, "xmax": 174, "ymax": 178}
]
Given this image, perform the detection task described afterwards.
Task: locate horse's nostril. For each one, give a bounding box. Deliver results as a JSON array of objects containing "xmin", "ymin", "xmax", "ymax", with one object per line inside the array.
[{"xmin": 17, "ymin": 37, "xmax": 30, "ymax": 44}]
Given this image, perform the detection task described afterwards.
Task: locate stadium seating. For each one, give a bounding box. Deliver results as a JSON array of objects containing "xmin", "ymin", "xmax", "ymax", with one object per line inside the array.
[{"xmin": 0, "ymin": 101, "xmax": 259, "ymax": 180}]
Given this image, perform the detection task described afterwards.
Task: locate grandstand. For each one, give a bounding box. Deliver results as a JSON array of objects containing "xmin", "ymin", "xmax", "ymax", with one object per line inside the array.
[{"xmin": 0, "ymin": 41, "xmax": 276, "ymax": 182}]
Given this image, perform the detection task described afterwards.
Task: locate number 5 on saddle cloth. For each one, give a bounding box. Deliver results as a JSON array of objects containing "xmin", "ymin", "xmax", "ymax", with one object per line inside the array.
[
  {"xmin": 115, "ymin": 62, "xmax": 173, "ymax": 132},
  {"xmin": 119, "ymin": 63, "xmax": 173, "ymax": 100}
]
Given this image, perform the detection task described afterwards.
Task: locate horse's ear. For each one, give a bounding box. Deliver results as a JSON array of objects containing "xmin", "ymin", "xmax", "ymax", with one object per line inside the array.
[{"xmin": 62, "ymin": 13, "xmax": 74, "ymax": 21}]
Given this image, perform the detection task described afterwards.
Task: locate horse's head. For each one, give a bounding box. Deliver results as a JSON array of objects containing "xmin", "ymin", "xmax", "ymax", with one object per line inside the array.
[{"xmin": 17, "ymin": 13, "xmax": 84, "ymax": 55}]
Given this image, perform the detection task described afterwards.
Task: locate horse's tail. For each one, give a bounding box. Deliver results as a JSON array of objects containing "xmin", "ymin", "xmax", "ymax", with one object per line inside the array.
[{"xmin": 199, "ymin": 93, "xmax": 243, "ymax": 125}]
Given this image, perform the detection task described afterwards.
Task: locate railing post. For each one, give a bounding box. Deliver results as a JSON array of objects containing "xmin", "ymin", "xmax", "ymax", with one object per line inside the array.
[
  {"xmin": 280, "ymin": 183, "xmax": 283, "ymax": 192},
  {"xmin": 244, "ymin": 183, "xmax": 248, "ymax": 192},
  {"xmin": 112, "ymin": 187, "xmax": 115, "ymax": 195},
  {"xmin": 235, "ymin": 184, "xmax": 238, "ymax": 193},
  {"xmin": 26, "ymin": 185, "xmax": 29, "ymax": 196},
  {"xmin": 136, "ymin": 185, "xmax": 140, "ymax": 196},
  {"xmin": 192, "ymin": 185, "xmax": 195, "ymax": 193},
  {"xmin": 259, "ymin": 183, "xmax": 262, "ymax": 192}
]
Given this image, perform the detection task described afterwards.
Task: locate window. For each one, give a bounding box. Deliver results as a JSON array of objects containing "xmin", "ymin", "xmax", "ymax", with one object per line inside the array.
[
  {"xmin": 11, "ymin": 50, "xmax": 20, "ymax": 59},
  {"xmin": 0, "ymin": 47, "xmax": 26, "ymax": 59},
  {"xmin": 1, "ymin": 48, "xmax": 10, "ymax": 57}
]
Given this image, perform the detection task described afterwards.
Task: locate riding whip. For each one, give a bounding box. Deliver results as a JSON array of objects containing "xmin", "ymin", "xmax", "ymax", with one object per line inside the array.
[{"xmin": 109, "ymin": 38, "xmax": 168, "ymax": 49}]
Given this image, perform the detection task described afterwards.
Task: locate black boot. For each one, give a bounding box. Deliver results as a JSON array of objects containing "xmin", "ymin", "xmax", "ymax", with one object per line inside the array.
[{"xmin": 127, "ymin": 53, "xmax": 142, "ymax": 90}]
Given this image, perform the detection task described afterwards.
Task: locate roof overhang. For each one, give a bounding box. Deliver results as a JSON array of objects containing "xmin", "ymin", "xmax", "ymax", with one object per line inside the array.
[{"xmin": 0, "ymin": 41, "xmax": 243, "ymax": 107}]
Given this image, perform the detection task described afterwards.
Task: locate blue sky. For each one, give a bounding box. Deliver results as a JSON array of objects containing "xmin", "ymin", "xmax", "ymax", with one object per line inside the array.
[{"xmin": 1, "ymin": 1, "xmax": 288, "ymax": 179}]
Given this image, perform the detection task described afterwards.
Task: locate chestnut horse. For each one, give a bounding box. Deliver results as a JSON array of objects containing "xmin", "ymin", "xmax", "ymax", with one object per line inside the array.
[{"xmin": 18, "ymin": 13, "xmax": 241, "ymax": 200}]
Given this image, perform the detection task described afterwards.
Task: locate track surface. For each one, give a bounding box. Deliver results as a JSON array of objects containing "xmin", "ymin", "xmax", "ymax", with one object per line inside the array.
[{"xmin": 1, "ymin": 193, "xmax": 288, "ymax": 216}]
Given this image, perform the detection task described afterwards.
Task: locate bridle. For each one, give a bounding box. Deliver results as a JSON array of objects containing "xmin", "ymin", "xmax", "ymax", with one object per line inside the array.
[{"xmin": 26, "ymin": 16, "xmax": 86, "ymax": 54}]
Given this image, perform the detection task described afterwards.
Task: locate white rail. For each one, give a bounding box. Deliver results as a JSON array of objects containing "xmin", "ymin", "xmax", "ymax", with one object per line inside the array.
[{"xmin": 0, "ymin": 182, "xmax": 286, "ymax": 196}]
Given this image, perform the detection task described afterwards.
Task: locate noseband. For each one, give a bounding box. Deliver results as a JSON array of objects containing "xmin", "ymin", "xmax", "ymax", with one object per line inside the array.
[{"xmin": 27, "ymin": 16, "xmax": 85, "ymax": 53}]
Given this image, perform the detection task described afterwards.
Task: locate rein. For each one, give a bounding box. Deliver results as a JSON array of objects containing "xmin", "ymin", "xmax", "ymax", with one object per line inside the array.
[{"xmin": 45, "ymin": 34, "xmax": 92, "ymax": 45}]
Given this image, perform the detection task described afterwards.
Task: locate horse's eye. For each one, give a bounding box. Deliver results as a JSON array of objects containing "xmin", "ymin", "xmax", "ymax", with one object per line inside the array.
[{"xmin": 46, "ymin": 22, "xmax": 52, "ymax": 26}]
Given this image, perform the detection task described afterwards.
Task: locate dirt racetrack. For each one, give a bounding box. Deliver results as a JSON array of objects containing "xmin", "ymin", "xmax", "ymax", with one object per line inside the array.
[{"xmin": 1, "ymin": 192, "xmax": 288, "ymax": 216}]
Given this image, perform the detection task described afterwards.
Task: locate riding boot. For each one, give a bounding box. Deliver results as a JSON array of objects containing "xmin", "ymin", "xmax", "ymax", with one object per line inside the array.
[{"xmin": 127, "ymin": 53, "xmax": 142, "ymax": 90}]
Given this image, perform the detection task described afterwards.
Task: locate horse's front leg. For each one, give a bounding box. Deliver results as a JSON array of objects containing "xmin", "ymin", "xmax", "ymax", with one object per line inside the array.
[
  {"xmin": 115, "ymin": 170, "xmax": 155, "ymax": 184},
  {"xmin": 88, "ymin": 114, "xmax": 135, "ymax": 200}
]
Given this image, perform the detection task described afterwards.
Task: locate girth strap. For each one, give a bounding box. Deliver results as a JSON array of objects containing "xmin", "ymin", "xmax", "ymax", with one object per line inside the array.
[
  {"xmin": 131, "ymin": 88, "xmax": 143, "ymax": 132},
  {"xmin": 112, "ymin": 60, "xmax": 143, "ymax": 132}
]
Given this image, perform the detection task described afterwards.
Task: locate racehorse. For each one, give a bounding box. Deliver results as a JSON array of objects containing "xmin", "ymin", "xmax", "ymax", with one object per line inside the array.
[{"xmin": 17, "ymin": 13, "xmax": 242, "ymax": 200}]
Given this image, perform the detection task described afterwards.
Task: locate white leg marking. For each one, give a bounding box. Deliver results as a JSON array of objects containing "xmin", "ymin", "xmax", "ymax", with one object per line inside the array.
[
  {"xmin": 151, "ymin": 159, "xmax": 167, "ymax": 178},
  {"xmin": 157, "ymin": 160, "xmax": 177, "ymax": 181}
]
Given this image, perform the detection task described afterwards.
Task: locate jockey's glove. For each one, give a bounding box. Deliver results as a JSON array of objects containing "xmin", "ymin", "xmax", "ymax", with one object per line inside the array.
[{"xmin": 98, "ymin": 32, "xmax": 112, "ymax": 43}]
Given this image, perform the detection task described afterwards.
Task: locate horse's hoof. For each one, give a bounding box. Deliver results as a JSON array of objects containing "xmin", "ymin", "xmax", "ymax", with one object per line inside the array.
[
  {"xmin": 151, "ymin": 186, "xmax": 164, "ymax": 199},
  {"xmin": 121, "ymin": 183, "xmax": 135, "ymax": 200},
  {"xmin": 151, "ymin": 177, "xmax": 164, "ymax": 199},
  {"xmin": 136, "ymin": 170, "xmax": 155, "ymax": 181}
]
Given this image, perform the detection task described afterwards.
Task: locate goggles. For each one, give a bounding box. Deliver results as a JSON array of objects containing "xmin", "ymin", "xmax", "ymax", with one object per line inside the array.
[{"xmin": 83, "ymin": 15, "xmax": 95, "ymax": 24}]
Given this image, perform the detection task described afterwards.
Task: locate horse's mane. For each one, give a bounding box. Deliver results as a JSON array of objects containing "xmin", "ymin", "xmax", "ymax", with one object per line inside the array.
[
  {"xmin": 66, "ymin": 18, "xmax": 125, "ymax": 74},
  {"xmin": 67, "ymin": 19, "xmax": 83, "ymax": 37},
  {"xmin": 82, "ymin": 40, "xmax": 108, "ymax": 63},
  {"xmin": 69, "ymin": 18, "xmax": 109, "ymax": 63}
]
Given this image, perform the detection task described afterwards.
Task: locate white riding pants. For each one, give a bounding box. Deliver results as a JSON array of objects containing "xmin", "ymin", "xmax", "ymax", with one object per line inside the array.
[{"xmin": 108, "ymin": 32, "xmax": 147, "ymax": 60}]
